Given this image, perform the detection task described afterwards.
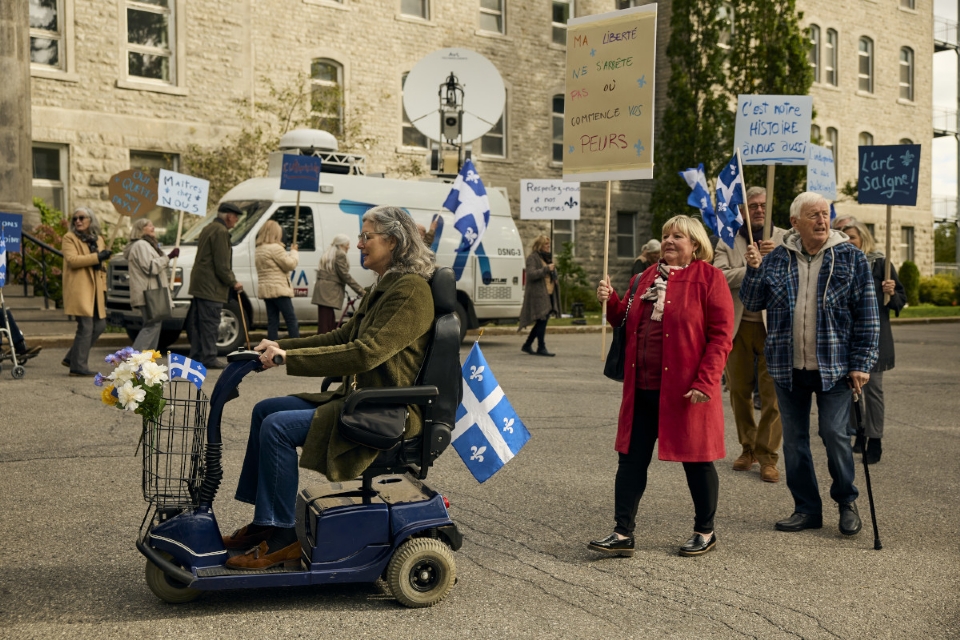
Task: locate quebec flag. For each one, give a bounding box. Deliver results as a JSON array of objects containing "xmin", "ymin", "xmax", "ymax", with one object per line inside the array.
[
  {"xmin": 715, "ymin": 153, "xmax": 745, "ymax": 248},
  {"xmin": 167, "ymin": 353, "xmax": 207, "ymax": 389},
  {"xmin": 0, "ymin": 231, "xmax": 6, "ymax": 288},
  {"xmin": 442, "ymin": 159, "xmax": 490, "ymax": 254},
  {"xmin": 679, "ymin": 164, "xmax": 716, "ymax": 234},
  {"xmin": 452, "ymin": 343, "xmax": 531, "ymax": 483}
]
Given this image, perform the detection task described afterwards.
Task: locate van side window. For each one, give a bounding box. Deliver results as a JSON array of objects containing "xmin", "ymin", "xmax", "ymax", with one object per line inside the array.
[{"xmin": 270, "ymin": 206, "xmax": 316, "ymax": 252}]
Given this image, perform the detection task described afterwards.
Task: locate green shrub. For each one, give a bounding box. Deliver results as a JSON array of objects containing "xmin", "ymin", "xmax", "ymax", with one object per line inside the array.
[
  {"xmin": 919, "ymin": 274, "xmax": 959, "ymax": 306},
  {"xmin": 899, "ymin": 260, "xmax": 920, "ymax": 306}
]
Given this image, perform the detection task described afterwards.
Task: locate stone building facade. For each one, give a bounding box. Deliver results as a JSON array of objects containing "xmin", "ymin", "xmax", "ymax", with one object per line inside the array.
[{"xmin": 27, "ymin": 0, "xmax": 934, "ymax": 305}]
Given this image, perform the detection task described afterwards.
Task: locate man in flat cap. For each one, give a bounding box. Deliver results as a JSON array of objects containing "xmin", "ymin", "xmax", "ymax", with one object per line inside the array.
[{"xmin": 186, "ymin": 202, "xmax": 243, "ymax": 369}]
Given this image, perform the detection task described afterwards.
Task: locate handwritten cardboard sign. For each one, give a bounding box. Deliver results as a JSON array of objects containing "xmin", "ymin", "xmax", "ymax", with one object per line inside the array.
[
  {"xmin": 806, "ymin": 144, "xmax": 837, "ymax": 201},
  {"xmin": 857, "ymin": 144, "xmax": 921, "ymax": 207},
  {"xmin": 733, "ymin": 95, "xmax": 813, "ymax": 166},
  {"xmin": 0, "ymin": 212, "xmax": 23, "ymax": 253},
  {"xmin": 280, "ymin": 155, "xmax": 322, "ymax": 192},
  {"xmin": 158, "ymin": 169, "xmax": 210, "ymax": 216},
  {"xmin": 563, "ymin": 4, "xmax": 657, "ymax": 182},
  {"xmin": 520, "ymin": 180, "xmax": 581, "ymax": 220},
  {"xmin": 108, "ymin": 169, "xmax": 158, "ymax": 219}
]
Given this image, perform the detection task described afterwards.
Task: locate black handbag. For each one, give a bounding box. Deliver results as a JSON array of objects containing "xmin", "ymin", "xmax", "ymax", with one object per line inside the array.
[
  {"xmin": 143, "ymin": 286, "xmax": 173, "ymax": 324},
  {"xmin": 603, "ymin": 276, "xmax": 642, "ymax": 382},
  {"xmin": 338, "ymin": 377, "xmax": 409, "ymax": 450}
]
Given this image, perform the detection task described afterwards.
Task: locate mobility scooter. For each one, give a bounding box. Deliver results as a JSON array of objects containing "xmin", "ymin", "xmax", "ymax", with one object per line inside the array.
[{"xmin": 137, "ymin": 268, "xmax": 463, "ymax": 608}]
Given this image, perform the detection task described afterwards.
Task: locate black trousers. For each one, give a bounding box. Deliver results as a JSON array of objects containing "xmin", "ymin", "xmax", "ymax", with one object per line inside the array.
[
  {"xmin": 524, "ymin": 318, "xmax": 548, "ymax": 349},
  {"xmin": 613, "ymin": 389, "xmax": 719, "ymax": 536},
  {"xmin": 186, "ymin": 298, "xmax": 223, "ymax": 366}
]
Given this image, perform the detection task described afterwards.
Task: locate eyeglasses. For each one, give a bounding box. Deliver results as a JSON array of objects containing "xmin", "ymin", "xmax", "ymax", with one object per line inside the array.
[
  {"xmin": 747, "ymin": 203, "xmax": 766, "ymax": 212},
  {"xmin": 357, "ymin": 232, "xmax": 387, "ymax": 243},
  {"xmin": 72, "ymin": 216, "xmax": 88, "ymax": 222}
]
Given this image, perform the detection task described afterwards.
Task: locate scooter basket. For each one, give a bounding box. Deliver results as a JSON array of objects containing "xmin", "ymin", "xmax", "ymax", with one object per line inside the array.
[{"xmin": 141, "ymin": 381, "xmax": 209, "ymax": 509}]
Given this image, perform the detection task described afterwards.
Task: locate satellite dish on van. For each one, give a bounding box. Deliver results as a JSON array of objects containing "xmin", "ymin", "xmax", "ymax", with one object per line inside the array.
[
  {"xmin": 279, "ymin": 129, "xmax": 339, "ymax": 152},
  {"xmin": 403, "ymin": 48, "xmax": 505, "ymax": 144}
]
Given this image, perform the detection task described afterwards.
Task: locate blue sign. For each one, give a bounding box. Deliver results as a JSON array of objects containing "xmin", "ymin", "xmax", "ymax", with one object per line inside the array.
[
  {"xmin": 0, "ymin": 212, "xmax": 23, "ymax": 253},
  {"xmin": 280, "ymin": 155, "xmax": 322, "ymax": 192},
  {"xmin": 857, "ymin": 144, "xmax": 921, "ymax": 206}
]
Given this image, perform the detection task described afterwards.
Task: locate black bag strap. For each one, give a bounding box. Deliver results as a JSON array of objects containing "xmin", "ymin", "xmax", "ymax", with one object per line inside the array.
[{"xmin": 619, "ymin": 276, "xmax": 643, "ymax": 328}]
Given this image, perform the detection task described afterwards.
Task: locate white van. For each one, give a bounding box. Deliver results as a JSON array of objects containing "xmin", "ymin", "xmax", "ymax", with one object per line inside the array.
[{"xmin": 106, "ymin": 133, "xmax": 524, "ymax": 353}]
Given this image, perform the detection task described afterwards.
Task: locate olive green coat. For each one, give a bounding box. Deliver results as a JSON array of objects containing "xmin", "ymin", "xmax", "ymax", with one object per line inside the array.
[
  {"xmin": 188, "ymin": 218, "xmax": 236, "ymax": 303},
  {"xmin": 278, "ymin": 271, "xmax": 434, "ymax": 481}
]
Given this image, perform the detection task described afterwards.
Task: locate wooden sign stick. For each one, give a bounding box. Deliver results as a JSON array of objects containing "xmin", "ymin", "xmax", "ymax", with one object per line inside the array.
[
  {"xmin": 601, "ymin": 180, "xmax": 612, "ymax": 360},
  {"xmin": 292, "ymin": 191, "xmax": 301, "ymax": 246},
  {"xmin": 736, "ymin": 148, "xmax": 754, "ymax": 246},
  {"xmin": 763, "ymin": 165, "xmax": 775, "ymax": 241},
  {"xmin": 168, "ymin": 210, "xmax": 185, "ymax": 292},
  {"xmin": 884, "ymin": 204, "xmax": 892, "ymax": 306}
]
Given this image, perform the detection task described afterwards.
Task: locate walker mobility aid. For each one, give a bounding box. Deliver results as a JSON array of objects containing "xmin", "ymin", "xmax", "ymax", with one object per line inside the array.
[
  {"xmin": 137, "ymin": 268, "xmax": 463, "ymax": 607},
  {"xmin": 0, "ymin": 291, "xmax": 26, "ymax": 380}
]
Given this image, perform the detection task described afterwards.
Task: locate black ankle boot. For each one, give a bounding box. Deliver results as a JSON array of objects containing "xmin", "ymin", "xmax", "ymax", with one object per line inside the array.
[
  {"xmin": 536, "ymin": 345, "xmax": 555, "ymax": 357},
  {"xmin": 865, "ymin": 438, "xmax": 882, "ymax": 464},
  {"xmin": 521, "ymin": 342, "xmax": 534, "ymax": 354}
]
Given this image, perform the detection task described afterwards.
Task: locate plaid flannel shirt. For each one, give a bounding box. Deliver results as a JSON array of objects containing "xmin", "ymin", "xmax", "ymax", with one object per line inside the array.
[{"xmin": 740, "ymin": 240, "xmax": 879, "ymax": 391}]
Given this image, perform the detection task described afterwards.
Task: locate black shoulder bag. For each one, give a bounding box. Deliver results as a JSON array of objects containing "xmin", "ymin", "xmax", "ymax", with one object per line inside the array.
[{"xmin": 603, "ymin": 276, "xmax": 642, "ymax": 382}]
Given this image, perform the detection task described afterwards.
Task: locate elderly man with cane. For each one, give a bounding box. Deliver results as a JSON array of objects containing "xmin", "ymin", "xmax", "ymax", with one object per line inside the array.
[{"xmin": 740, "ymin": 192, "xmax": 879, "ymax": 537}]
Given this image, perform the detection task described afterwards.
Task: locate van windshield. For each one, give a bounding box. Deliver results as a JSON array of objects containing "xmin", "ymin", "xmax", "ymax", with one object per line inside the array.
[{"xmin": 180, "ymin": 201, "xmax": 273, "ymax": 245}]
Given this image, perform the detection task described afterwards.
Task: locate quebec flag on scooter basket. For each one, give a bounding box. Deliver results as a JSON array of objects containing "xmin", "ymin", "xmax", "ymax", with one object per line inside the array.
[{"xmin": 452, "ymin": 343, "xmax": 531, "ymax": 483}]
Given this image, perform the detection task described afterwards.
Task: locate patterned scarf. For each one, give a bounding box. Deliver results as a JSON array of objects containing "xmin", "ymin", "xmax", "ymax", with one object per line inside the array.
[{"xmin": 639, "ymin": 262, "xmax": 688, "ymax": 321}]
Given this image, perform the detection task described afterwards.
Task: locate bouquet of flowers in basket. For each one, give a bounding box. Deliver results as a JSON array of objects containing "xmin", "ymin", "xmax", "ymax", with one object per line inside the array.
[{"xmin": 94, "ymin": 347, "xmax": 169, "ymax": 423}]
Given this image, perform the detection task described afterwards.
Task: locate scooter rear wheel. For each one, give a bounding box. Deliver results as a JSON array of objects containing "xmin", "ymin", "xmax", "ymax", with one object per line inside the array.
[
  {"xmin": 386, "ymin": 537, "xmax": 456, "ymax": 608},
  {"xmin": 145, "ymin": 551, "xmax": 202, "ymax": 604}
]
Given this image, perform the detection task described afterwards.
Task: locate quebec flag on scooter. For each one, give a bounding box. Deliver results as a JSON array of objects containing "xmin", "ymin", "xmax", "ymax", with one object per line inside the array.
[
  {"xmin": 453, "ymin": 343, "xmax": 530, "ymax": 483},
  {"xmin": 442, "ymin": 159, "xmax": 490, "ymax": 254}
]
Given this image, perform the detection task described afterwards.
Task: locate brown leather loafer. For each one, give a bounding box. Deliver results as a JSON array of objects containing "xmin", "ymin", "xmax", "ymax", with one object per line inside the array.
[
  {"xmin": 222, "ymin": 524, "xmax": 276, "ymax": 550},
  {"xmin": 732, "ymin": 452, "xmax": 756, "ymax": 471},
  {"xmin": 225, "ymin": 541, "xmax": 302, "ymax": 570},
  {"xmin": 760, "ymin": 464, "xmax": 780, "ymax": 483}
]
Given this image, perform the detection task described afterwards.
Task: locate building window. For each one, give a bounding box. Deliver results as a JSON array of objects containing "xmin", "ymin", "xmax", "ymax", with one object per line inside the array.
[
  {"xmin": 899, "ymin": 47, "xmax": 914, "ymax": 101},
  {"xmin": 825, "ymin": 29, "xmax": 838, "ymax": 86},
  {"xmin": 480, "ymin": 90, "xmax": 507, "ymax": 157},
  {"xmin": 717, "ymin": 3, "xmax": 734, "ymax": 49},
  {"xmin": 401, "ymin": 73, "xmax": 428, "ymax": 148},
  {"xmin": 32, "ymin": 145, "xmax": 68, "ymax": 214},
  {"xmin": 900, "ymin": 0, "xmax": 915, "ymax": 9},
  {"xmin": 825, "ymin": 127, "xmax": 838, "ymax": 165},
  {"xmin": 616, "ymin": 212, "xmax": 637, "ymax": 259},
  {"xmin": 401, "ymin": 0, "xmax": 428, "ymax": 19},
  {"xmin": 30, "ymin": 0, "xmax": 63, "ymax": 69},
  {"xmin": 616, "ymin": 0, "xmax": 641, "ymax": 7},
  {"xmin": 900, "ymin": 226, "xmax": 914, "ymax": 263},
  {"xmin": 808, "ymin": 24, "xmax": 820, "ymax": 83},
  {"xmin": 480, "ymin": 0, "xmax": 505, "ymax": 34},
  {"xmin": 811, "ymin": 124, "xmax": 821, "ymax": 143},
  {"xmin": 865, "ymin": 223, "xmax": 876, "ymax": 238},
  {"xmin": 858, "ymin": 37, "xmax": 873, "ymax": 93},
  {"xmin": 553, "ymin": 220, "xmax": 575, "ymax": 254},
  {"xmin": 552, "ymin": 94, "xmax": 564, "ymax": 163},
  {"xmin": 899, "ymin": 138, "xmax": 913, "ymax": 144},
  {"xmin": 859, "ymin": 132, "xmax": 874, "ymax": 147},
  {"xmin": 130, "ymin": 150, "xmax": 180, "ymax": 231},
  {"xmin": 126, "ymin": 0, "xmax": 174, "ymax": 83},
  {"xmin": 552, "ymin": 0, "xmax": 573, "ymax": 46},
  {"xmin": 311, "ymin": 59, "xmax": 343, "ymax": 136}
]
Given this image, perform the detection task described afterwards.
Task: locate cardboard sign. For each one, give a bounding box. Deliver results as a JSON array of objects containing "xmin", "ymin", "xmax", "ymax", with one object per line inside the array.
[
  {"xmin": 108, "ymin": 169, "xmax": 158, "ymax": 218},
  {"xmin": 280, "ymin": 155, "xmax": 322, "ymax": 192},
  {"xmin": 158, "ymin": 169, "xmax": 210, "ymax": 216},
  {"xmin": 806, "ymin": 144, "xmax": 837, "ymax": 201},
  {"xmin": 857, "ymin": 144, "xmax": 921, "ymax": 206},
  {"xmin": 562, "ymin": 4, "xmax": 657, "ymax": 182},
  {"xmin": 0, "ymin": 212, "xmax": 22, "ymax": 253},
  {"xmin": 733, "ymin": 95, "xmax": 813, "ymax": 165},
  {"xmin": 520, "ymin": 180, "xmax": 581, "ymax": 220}
]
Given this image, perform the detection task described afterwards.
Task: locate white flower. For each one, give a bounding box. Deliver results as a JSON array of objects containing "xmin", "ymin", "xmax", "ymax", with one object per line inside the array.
[
  {"xmin": 109, "ymin": 362, "xmax": 137, "ymax": 384},
  {"xmin": 117, "ymin": 381, "xmax": 146, "ymax": 411},
  {"xmin": 130, "ymin": 351, "xmax": 155, "ymax": 366},
  {"xmin": 140, "ymin": 361, "xmax": 168, "ymax": 387}
]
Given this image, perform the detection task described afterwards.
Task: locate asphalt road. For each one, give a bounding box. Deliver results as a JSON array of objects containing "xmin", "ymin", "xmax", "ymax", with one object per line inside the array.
[{"xmin": 1, "ymin": 324, "xmax": 957, "ymax": 639}]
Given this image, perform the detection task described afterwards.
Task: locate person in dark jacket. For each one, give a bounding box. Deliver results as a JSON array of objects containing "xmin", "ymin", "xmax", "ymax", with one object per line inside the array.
[
  {"xmin": 841, "ymin": 220, "xmax": 905, "ymax": 464},
  {"xmin": 185, "ymin": 202, "xmax": 242, "ymax": 369},
  {"xmin": 518, "ymin": 235, "xmax": 560, "ymax": 356}
]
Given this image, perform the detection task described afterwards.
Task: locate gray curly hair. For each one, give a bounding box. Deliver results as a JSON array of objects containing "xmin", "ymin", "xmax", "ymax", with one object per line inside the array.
[{"xmin": 362, "ymin": 206, "xmax": 435, "ymax": 280}]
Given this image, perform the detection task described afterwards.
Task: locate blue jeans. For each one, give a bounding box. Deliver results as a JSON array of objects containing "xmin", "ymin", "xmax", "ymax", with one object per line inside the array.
[
  {"xmin": 775, "ymin": 369, "xmax": 858, "ymax": 515},
  {"xmin": 235, "ymin": 396, "xmax": 319, "ymax": 527},
  {"xmin": 265, "ymin": 297, "xmax": 300, "ymax": 340}
]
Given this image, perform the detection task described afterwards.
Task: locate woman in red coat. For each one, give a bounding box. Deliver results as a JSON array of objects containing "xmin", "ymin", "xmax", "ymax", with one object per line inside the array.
[{"xmin": 590, "ymin": 215, "xmax": 734, "ymax": 558}]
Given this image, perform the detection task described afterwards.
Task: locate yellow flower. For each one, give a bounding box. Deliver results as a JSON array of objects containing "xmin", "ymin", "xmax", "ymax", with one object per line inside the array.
[{"xmin": 101, "ymin": 385, "xmax": 117, "ymax": 406}]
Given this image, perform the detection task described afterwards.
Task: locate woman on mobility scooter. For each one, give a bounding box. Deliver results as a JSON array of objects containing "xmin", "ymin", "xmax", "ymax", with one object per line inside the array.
[{"xmin": 224, "ymin": 206, "xmax": 437, "ymax": 570}]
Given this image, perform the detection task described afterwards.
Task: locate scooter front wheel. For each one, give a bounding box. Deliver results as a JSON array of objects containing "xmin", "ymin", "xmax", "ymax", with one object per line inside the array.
[
  {"xmin": 386, "ymin": 537, "xmax": 456, "ymax": 608},
  {"xmin": 145, "ymin": 551, "xmax": 202, "ymax": 604}
]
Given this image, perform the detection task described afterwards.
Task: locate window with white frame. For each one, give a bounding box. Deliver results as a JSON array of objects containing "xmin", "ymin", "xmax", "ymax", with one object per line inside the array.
[
  {"xmin": 480, "ymin": 0, "xmax": 505, "ymax": 34},
  {"xmin": 552, "ymin": 0, "xmax": 573, "ymax": 46},
  {"xmin": 616, "ymin": 212, "xmax": 637, "ymax": 259},
  {"xmin": 401, "ymin": 73, "xmax": 428, "ymax": 148},
  {"xmin": 553, "ymin": 220, "xmax": 575, "ymax": 255},
  {"xmin": 826, "ymin": 127, "xmax": 838, "ymax": 166},
  {"xmin": 32, "ymin": 144, "xmax": 68, "ymax": 214},
  {"xmin": 899, "ymin": 47, "xmax": 914, "ymax": 101},
  {"xmin": 552, "ymin": 94, "xmax": 564, "ymax": 163},
  {"xmin": 811, "ymin": 124, "xmax": 821, "ymax": 143},
  {"xmin": 808, "ymin": 24, "xmax": 820, "ymax": 83},
  {"xmin": 858, "ymin": 131, "xmax": 873, "ymax": 147},
  {"xmin": 825, "ymin": 28, "xmax": 838, "ymax": 86},
  {"xmin": 311, "ymin": 58, "xmax": 344, "ymax": 136},
  {"xmin": 126, "ymin": 0, "xmax": 174, "ymax": 83},
  {"xmin": 401, "ymin": 0, "xmax": 428, "ymax": 19},
  {"xmin": 480, "ymin": 90, "xmax": 507, "ymax": 157},
  {"xmin": 130, "ymin": 150, "xmax": 180, "ymax": 231},
  {"xmin": 717, "ymin": 3, "xmax": 734, "ymax": 49},
  {"xmin": 858, "ymin": 36, "xmax": 873, "ymax": 93},
  {"xmin": 30, "ymin": 0, "xmax": 64, "ymax": 69},
  {"xmin": 900, "ymin": 226, "xmax": 914, "ymax": 263},
  {"xmin": 900, "ymin": 0, "xmax": 915, "ymax": 9}
]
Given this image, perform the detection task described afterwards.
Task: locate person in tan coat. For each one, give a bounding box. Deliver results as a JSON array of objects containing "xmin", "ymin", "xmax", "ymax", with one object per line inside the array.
[
  {"xmin": 255, "ymin": 220, "xmax": 300, "ymax": 340},
  {"xmin": 312, "ymin": 234, "xmax": 365, "ymax": 334},
  {"xmin": 61, "ymin": 207, "xmax": 111, "ymax": 376}
]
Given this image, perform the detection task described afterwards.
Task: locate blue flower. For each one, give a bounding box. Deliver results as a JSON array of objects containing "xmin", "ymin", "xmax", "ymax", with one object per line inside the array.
[{"xmin": 94, "ymin": 372, "xmax": 105, "ymax": 387}]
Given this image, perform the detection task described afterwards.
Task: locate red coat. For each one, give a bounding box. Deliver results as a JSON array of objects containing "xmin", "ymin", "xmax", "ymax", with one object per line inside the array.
[{"xmin": 606, "ymin": 260, "xmax": 734, "ymax": 462}]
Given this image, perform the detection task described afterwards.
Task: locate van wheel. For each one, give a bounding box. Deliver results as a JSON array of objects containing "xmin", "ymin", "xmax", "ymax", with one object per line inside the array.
[
  {"xmin": 217, "ymin": 300, "xmax": 246, "ymax": 355},
  {"xmin": 453, "ymin": 302, "xmax": 468, "ymax": 343},
  {"xmin": 386, "ymin": 538, "xmax": 456, "ymax": 608}
]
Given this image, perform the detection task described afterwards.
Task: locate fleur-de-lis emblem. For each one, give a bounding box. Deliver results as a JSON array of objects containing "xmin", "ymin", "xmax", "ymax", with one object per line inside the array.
[
  {"xmin": 564, "ymin": 197, "xmax": 578, "ymax": 208},
  {"xmin": 729, "ymin": 163, "xmax": 737, "ymax": 174},
  {"xmin": 470, "ymin": 445, "xmax": 486, "ymax": 462},
  {"xmin": 465, "ymin": 170, "xmax": 480, "ymax": 183},
  {"xmin": 502, "ymin": 417, "xmax": 514, "ymax": 433},
  {"xmin": 900, "ymin": 150, "xmax": 915, "ymax": 167},
  {"xmin": 464, "ymin": 227, "xmax": 478, "ymax": 243},
  {"xmin": 470, "ymin": 365, "xmax": 484, "ymax": 381}
]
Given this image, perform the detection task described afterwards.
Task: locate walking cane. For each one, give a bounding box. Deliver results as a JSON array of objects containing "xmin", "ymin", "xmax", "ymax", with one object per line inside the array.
[
  {"xmin": 853, "ymin": 392, "xmax": 883, "ymax": 550},
  {"xmin": 235, "ymin": 292, "xmax": 251, "ymax": 351}
]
